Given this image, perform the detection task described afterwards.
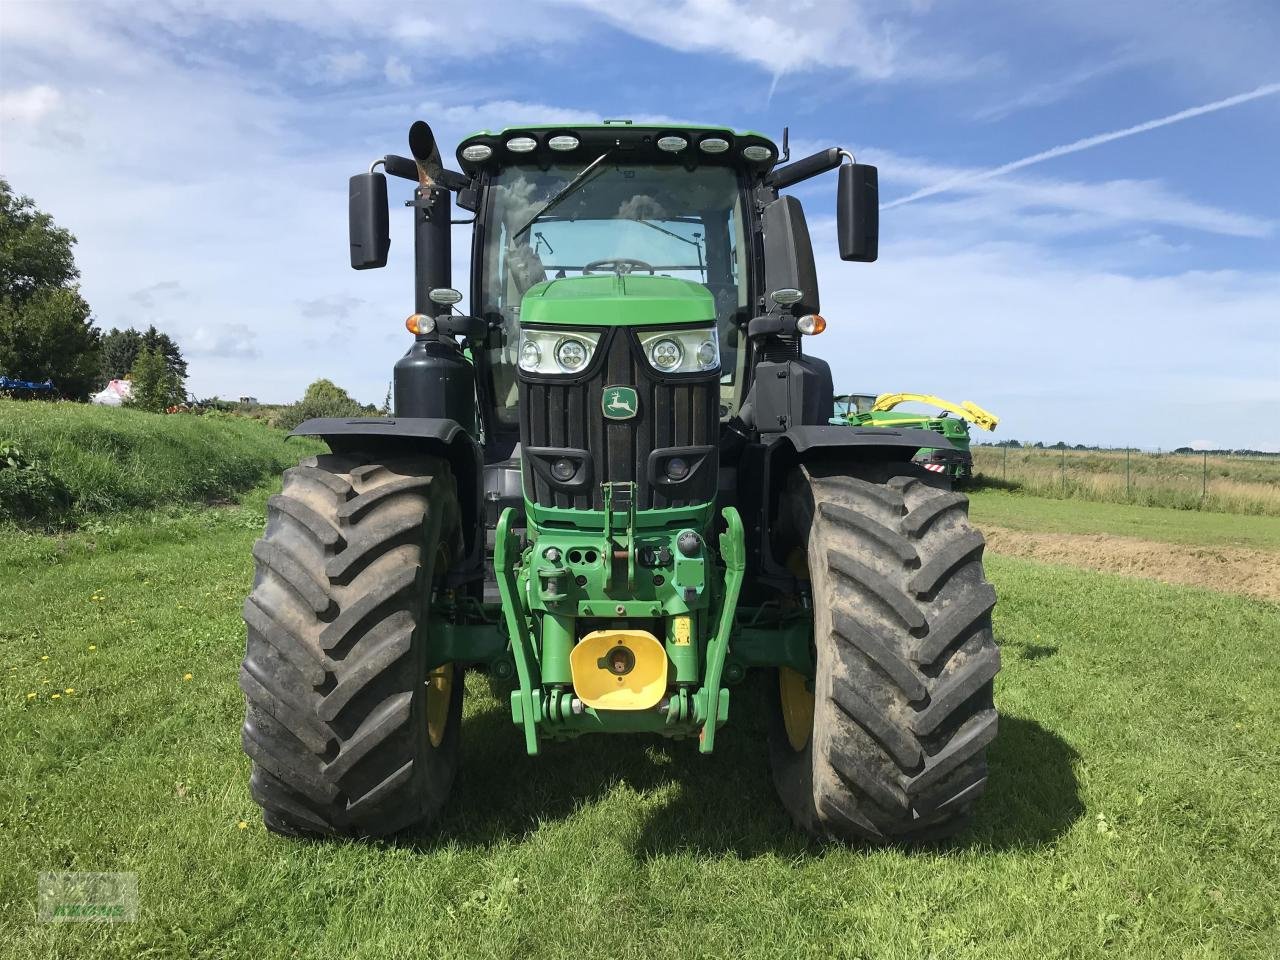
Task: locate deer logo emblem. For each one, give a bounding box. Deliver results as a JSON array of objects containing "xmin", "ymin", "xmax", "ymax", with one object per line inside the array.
[{"xmin": 602, "ymin": 386, "xmax": 638, "ymax": 420}]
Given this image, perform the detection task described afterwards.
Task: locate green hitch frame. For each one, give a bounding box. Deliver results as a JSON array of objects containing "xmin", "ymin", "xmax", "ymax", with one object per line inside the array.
[
  {"xmin": 495, "ymin": 503, "xmax": 748, "ymax": 755},
  {"xmin": 540, "ymin": 613, "xmax": 573, "ymax": 686},
  {"xmin": 495, "ymin": 507, "xmax": 541, "ymax": 754},
  {"xmin": 698, "ymin": 506, "xmax": 745, "ymax": 754}
]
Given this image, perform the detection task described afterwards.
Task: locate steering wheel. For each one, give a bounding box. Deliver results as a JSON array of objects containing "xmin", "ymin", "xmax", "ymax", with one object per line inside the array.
[{"xmin": 582, "ymin": 258, "xmax": 656, "ymax": 276}]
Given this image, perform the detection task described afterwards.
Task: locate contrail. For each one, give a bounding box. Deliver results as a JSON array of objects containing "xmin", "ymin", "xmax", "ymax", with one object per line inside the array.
[{"xmin": 884, "ymin": 81, "xmax": 1280, "ymax": 208}]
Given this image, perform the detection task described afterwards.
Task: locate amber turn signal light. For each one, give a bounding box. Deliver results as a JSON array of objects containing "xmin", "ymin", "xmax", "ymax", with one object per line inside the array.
[{"xmin": 405, "ymin": 313, "xmax": 435, "ymax": 335}]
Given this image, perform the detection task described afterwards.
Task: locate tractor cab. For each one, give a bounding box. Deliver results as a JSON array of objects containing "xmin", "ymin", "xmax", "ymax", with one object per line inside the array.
[{"xmin": 460, "ymin": 126, "xmax": 760, "ymax": 432}]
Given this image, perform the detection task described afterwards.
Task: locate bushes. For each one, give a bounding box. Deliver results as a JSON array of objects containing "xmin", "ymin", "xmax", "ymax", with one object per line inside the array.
[
  {"xmin": 270, "ymin": 378, "xmax": 375, "ymax": 432},
  {"xmin": 0, "ymin": 399, "xmax": 322, "ymax": 528},
  {"xmin": 125, "ymin": 345, "xmax": 186, "ymax": 412},
  {"xmin": 0, "ymin": 441, "xmax": 70, "ymax": 523}
]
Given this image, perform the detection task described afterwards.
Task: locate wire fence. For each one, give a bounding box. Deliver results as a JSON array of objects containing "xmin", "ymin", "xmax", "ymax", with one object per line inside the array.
[{"xmin": 970, "ymin": 445, "xmax": 1280, "ymax": 517}]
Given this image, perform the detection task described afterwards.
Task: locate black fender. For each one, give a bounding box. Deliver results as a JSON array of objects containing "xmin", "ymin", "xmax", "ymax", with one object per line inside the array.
[
  {"xmin": 781, "ymin": 424, "xmax": 950, "ymax": 456},
  {"xmin": 290, "ymin": 417, "xmax": 484, "ymax": 585},
  {"xmin": 738, "ymin": 425, "xmax": 952, "ymax": 588}
]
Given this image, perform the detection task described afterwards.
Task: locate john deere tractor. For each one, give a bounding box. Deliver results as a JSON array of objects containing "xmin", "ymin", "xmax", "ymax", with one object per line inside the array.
[{"xmin": 240, "ymin": 119, "xmax": 1000, "ymax": 843}]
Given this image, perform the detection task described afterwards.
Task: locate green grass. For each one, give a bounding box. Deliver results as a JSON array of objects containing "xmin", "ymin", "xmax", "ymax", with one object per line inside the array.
[
  {"xmin": 0, "ymin": 399, "xmax": 321, "ymax": 528},
  {"xmin": 1, "ymin": 489, "xmax": 1277, "ymax": 958},
  {"xmin": 969, "ymin": 488, "xmax": 1280, "ymax": 552}
]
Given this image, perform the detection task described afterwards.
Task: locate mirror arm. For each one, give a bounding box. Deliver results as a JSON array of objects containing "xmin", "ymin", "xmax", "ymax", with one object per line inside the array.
[
  {"xmin": 377, "ymin": 154, "xmax": 470, "ymax": 192},
  {"xmin": 765, "ymin": 147, "xmax": 841, "ymax": 190}
]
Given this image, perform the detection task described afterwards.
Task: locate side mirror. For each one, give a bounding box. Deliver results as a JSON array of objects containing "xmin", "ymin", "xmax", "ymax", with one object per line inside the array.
[
  {"xmin": 761, "ymin": 195, "xmax": 819, "ymax": 315},
  {"xmin": 837, "ymin": 163, "xmax": 879, "ymax": 262},
  {"xmin": 349, "ymin": 172, "xmax": 390, "ymax": 270}
]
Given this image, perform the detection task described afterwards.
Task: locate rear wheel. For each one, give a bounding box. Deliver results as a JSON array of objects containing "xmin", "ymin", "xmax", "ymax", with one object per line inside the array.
[
  {"xmin": 768, "ymin": 462, "xmax": 999, "ymax": 843},
  {"xmin": 240, "ymin": 453, "xmax": 463, "ymax": 837}
]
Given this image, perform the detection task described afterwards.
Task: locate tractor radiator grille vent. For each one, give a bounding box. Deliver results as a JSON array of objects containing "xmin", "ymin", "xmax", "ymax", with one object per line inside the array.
[{"xmin": 519, "ymin": 328, "xmax": 718, "ymax": 511}]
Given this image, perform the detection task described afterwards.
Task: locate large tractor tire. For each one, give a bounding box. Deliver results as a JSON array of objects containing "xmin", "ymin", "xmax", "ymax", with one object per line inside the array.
[
  {"xmin": 768, "ymin": 462, "xmax": 999, "ymax": 843},
  {"xmin": 240, "ymin": 453, "xmax": 463, "ymax": 837}
]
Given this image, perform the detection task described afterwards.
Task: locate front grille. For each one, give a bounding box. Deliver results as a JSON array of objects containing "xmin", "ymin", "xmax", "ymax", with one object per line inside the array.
[{"xmin": 519, "ymin": 328, "xmax": 718, "ymax": 510}]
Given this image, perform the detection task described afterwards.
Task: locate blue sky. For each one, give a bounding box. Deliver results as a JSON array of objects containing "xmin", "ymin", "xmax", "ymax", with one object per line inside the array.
[{"xmin": 2, "ymin": 0, "xmax": 1277, "ymax": 449}]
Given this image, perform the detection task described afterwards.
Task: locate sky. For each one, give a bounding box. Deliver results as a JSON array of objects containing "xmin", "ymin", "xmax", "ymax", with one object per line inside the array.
[{"xmin": 1, "ymin": 0, "xmax": 1278, "ymax": 450}]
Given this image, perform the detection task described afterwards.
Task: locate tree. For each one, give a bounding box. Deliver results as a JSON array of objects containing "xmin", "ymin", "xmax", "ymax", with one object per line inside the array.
[
  {"xmin": 100, "ymin": 325, "xmax": 186, "ymax": 387},
  {"xmin": 125, "ymin": 346, "xmax": 185, "ymax": 412},
  {"xmin": 99, "ymin": 328, "xmax": 142, "ymax": 383},
  {"xmin": 0, "ymin": 179, "xmax": 100, "ymax": 399},
  {"xmin": 273, "ymin": 378, "xmax": 374, "ymax": 431}
]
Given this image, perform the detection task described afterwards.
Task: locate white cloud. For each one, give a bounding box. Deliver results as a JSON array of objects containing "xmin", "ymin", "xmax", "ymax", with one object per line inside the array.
[
  {"xmin": 189, "ymin": 323, "xmax": 259, "ymax": 359},
  {"xmin": 887, "ymin": 82, "xmax": 1280, "ymax": 208},
  {"xmin": 128, "ymin": 281, "xmax": 189, "ymax": 312},
  {"xmin": 869, "ymin": 150, "xmax": 1272, "ymax": 239},
  {"xmin": 806, "ymin": 235, "xmax": 1280, "ymax": 448},
  {"xmin": 303, "ymin": 50, "xmax": 370, "ymax": 86},
  {"xmin": 384, "ymin": 55, "xmax": 412, "ymax": 86},
  {"xmin": 0, "ymin": 84, "xmax": 62, "ymax": 122},
  {"xmin": 971, "ymin": 53, "xmax": 1137, "ymax": 121},
  {"xmin": 557, "ymin": 0, "xmax": 970, "ymax": 81},
  {"xmin": 1013, "ymin": 0, "xmax": 1280, "ymax": 92}
]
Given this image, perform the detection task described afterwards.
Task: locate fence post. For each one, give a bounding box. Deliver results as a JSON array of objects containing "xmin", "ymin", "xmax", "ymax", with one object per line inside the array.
[
  {"xmin": 1126, "ymin": 447, "xmax": 1131, "ymax": 496},
  {"xmin": 1061, "ymin": 446, "xmax": 1067, "ymax": 493},
  {"xmin": 1202, "ymin": 451, "xmax": 1208, "ymax": 500},
  {"xmin": 1003, "ymin": 445, "xmax": 1008, "ymax": 481}
]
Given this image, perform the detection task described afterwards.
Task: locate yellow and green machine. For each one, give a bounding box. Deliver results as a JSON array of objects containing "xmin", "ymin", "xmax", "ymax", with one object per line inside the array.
[
  {"xmin": 835, "ymin": 393, "xmax": 999, "ymax": 483},
  {"xmin": 237, "ymin": 120, "xmax": 1002, "ymax": 845}
]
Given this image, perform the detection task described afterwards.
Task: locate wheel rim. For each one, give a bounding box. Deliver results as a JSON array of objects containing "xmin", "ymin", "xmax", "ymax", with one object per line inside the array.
[
  {"xmin": 779, "ymin": 666, "xmax": 814, "ymax": 751},
  {"xmin": 780, "ymin": 548, "xmax": 816, "ymax": 752},
  {"xmin": 425, "ymin": 542, "xmax": 452, "ymax": 748},
  {"xmin": 425, "ymin": 663, "xmax": 453, "ymax": 747}
]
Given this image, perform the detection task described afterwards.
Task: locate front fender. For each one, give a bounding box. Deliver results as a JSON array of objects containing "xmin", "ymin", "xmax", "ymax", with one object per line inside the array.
[{"xmin": 782, "ymin": 424, "xmax": 950, "ymax": 456}]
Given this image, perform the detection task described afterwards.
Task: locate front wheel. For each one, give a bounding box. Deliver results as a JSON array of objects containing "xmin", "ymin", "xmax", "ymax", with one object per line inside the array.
[
  {"xmin": 768, "ymin": 462, "xmax": 1000, "ymax": 843},
  {"xmin": 240, "ymin": 453, "xmax": 463, "ymax": 837}
]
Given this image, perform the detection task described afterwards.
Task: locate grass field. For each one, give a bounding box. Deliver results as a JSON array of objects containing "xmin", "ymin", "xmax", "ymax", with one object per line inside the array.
[
  {"xmin": 969, "ymin": 488, "xmax": 1280, "ymax": 552},
  {"xmin": 971, "ymin": 446, "xmax": 1280, "ymax": 516},
  {"xmin": 0, "ymin": 400, "xmax": 320, "ymax": 528},
  {"xmin": 1, "ymin": 483, "xmax": 1277, "ymax": 959}
]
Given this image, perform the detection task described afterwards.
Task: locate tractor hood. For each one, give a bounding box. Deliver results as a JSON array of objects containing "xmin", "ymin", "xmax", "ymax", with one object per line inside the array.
[{"xmin": 519, "ymin": 274, "xmax": 715, "ymax": 328}]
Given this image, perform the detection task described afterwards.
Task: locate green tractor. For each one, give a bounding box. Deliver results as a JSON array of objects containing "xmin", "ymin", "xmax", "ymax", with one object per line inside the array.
[
  {"xmin": 240, "ymin": 119, "xmax": 1000, "ymax": 844},
  {"xmin": 834, "ymin": 393, "xmax": 1000, "ymax": 484}
]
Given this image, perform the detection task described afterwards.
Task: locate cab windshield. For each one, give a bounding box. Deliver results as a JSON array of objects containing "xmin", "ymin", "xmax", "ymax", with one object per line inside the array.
[{"xmin": 478, "ymin": 161, "xmax": 749, "ymax": 427}]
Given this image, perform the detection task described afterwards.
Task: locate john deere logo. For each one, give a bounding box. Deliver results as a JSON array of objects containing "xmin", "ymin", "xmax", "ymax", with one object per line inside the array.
[{"xmin": 603, "ymin": 386, "xmax": 638, "ymax": 420}]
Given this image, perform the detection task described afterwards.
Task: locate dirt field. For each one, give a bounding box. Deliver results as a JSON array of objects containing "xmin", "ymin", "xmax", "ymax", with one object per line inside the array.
[{"xmin": 983, "ymin": 525, "xmax": 1280, "ymax": 602}]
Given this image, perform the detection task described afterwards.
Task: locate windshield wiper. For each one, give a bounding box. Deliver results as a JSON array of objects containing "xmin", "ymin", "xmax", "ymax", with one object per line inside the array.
[
  {"xmin": 512, "ymin": 151, "xmax": 613, "ymax": 241},
  {"xmin": 635, "ymin": 219, "xmax": 705, "ymax": 279}
]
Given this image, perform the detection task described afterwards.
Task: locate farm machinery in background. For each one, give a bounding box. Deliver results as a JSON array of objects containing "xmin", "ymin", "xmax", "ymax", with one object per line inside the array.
[
  {"xmin": 834, "ymin": 393, "xmax": 1000, "ymax": 484},
  {"xmin": 236, "ymin": 118, "xmax": 1001, "ymax": 846}
]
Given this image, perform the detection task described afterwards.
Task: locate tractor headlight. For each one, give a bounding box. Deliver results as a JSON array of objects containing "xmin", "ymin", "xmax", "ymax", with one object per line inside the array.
[
  {"xmin": 519, "ymin": 340, "xmax": 542, "ymax": 371},
  {"xmin": 517, "ymin": 328, "xmax": 601, "ymax": 375},
  {"xmin": 650, "ymin": 339, "xmax": 683, "ymax": 371},
  {"xmin": 638, "ymin": 328, "xmax": 720, "ymax": 374},
  {"xmin": 555, "ymin": 337, "xmax": 589, "ymax": 372}
]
